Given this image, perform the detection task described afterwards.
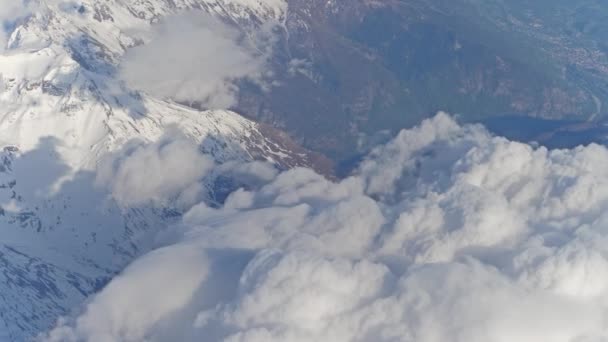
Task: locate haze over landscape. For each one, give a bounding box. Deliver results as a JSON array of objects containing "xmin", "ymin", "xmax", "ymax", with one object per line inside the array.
[{"xmin": 0, "ymin": 0, "xmax": 608, "ymax": 341}]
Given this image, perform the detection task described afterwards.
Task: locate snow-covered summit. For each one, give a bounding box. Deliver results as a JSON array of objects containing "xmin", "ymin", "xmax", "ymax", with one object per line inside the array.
[
  {"xmin": 0, "ymin": 0, "xmax": 314, "ymax": 340},
  {"xmin": 1, "ymin": 0, "xmax": 289, "ymax": 169}
]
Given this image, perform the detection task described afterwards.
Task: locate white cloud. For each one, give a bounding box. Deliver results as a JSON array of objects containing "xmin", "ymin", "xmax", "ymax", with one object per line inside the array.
[
  {"xmin": 44, "ymin": 244, "xmax": 210, "ymax": 342},
  {"xmin": 120, "ymin": 11, "xmax": 273, "ymax": 109},
  {"xmin": 43, "ymin": 113, "xmax": 608, "ymax": 341},
  {"xmin": 95, "ymin": 130, "xmax": 215, "ymax": 208}
]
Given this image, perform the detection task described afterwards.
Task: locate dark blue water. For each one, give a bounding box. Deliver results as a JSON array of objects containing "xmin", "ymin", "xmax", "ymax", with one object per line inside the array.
[{"xmin": 481, "ymin": 115, "xmax": 608, "ymax": 149}]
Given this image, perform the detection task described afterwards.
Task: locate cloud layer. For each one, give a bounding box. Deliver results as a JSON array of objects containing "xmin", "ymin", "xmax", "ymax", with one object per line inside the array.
[
  {"xmin": 120, "ymin": 11, "xmax": 272, "ymax": 109},
  {"xmin": 43, "ymin": 113, "xmax": 608, "ymax": 341}
]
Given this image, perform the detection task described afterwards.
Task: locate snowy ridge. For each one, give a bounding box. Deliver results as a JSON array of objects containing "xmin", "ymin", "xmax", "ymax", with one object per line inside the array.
[
  {"xmin": 2, "ymin": 0, "xmax": 288, "ymax": 170},
  {"xmin": 0, "ymin": 0, "xmax": 294, "ymax": 340}
]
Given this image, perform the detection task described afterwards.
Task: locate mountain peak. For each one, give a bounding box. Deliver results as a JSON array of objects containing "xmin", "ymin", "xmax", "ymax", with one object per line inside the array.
[{"xmin": 0, "ymin": 0, "xmax": 333, "ymax": 339}]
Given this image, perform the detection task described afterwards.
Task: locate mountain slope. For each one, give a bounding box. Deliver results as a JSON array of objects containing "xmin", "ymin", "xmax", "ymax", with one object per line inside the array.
[
  {"xmin": 1, "ymin": 0, "xmax": 294, "ymax": 170},
  {"xmin": 0, "ymin": 0, "xmax": 335, "ymax": 340},
  {"xmin": 234, "ymin": 0, "xmax": 608, "ymax": 162}
]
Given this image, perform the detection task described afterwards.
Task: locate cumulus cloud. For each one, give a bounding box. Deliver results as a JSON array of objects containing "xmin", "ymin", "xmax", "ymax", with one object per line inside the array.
[
  {"xmin": 44, "ymin": 244, "xmax": 210, "ymax": 342},
  {"xmin": 95, "ymin": 131, "xmax": 214, "ymax": 208},
  {"xmin": 120, "ymin": 11, "xmax": 273, "ymax": 109},
  {"xmin": 44, "ymin": 113, "xmax": 608, "ymax": 341}
]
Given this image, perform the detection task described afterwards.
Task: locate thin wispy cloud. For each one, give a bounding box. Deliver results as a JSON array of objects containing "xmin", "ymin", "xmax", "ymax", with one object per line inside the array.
[{"xmin": 120, "ymin": 11, "xmax": 273, "ymax": 109}]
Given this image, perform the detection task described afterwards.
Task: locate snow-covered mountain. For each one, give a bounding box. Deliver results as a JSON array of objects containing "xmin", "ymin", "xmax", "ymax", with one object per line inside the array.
[
  {"xmin": 0, "ymin": 0, "xmax": 334, "ymax": 340},
  {"xmin": 4, "ymin": 1, "xmax": 608, "ymax": 340},
  {"xmin": 1, "ymin": 0, "xmax": 292, "ymax": 169}
]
